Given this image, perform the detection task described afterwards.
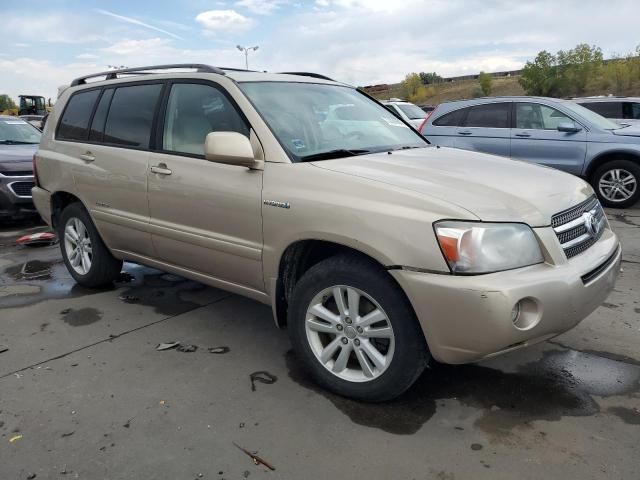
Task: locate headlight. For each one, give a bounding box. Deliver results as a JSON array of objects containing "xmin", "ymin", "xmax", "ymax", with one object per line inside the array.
[{"xmin": 434, "ymin": 221, "xmax": 544, "ymax": 274}]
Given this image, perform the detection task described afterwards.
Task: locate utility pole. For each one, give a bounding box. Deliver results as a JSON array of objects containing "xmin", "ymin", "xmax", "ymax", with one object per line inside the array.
[{"xmin": 236, "ymin": 45, "xmax": 259, "ymax": 70}]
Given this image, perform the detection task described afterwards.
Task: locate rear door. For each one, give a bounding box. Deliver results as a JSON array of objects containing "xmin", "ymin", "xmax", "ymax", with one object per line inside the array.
[
  {"xmin": 454, "ymin": 102, "xmax": 511, "ymax": 157},
  {"xmin": 147, "ymin": 80, "xmax": 264, "ymax": 291},
  {"xmin": 67, "ymin": 82, "xmax": 164, "ymax": 257},
  {"xmin": 422, "ymin": 107, "xmax": 466, "ymax": 147},
  {"xmin": 511, "ymin": 102, "xmax": 587, "ymax": 175}
]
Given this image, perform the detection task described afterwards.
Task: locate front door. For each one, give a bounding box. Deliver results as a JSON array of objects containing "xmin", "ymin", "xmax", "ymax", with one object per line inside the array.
[
  {"xmin": 510, "ymin": 102, "xmax": 587, "ymax": 175},
  {"xmin": 147, "ymin": 81, "xmax": 264, "ymax": 291}
]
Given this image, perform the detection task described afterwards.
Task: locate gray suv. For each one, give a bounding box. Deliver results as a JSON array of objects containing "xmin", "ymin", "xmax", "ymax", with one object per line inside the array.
[{"xmin": 420, "ymin": 96, "xmax": 640, "ymax": 208}]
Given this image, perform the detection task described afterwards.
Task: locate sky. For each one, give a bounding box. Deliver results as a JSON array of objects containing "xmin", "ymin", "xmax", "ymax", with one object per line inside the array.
[{"xmin": 0, "ymin": 0, "xmax": 638, "ymax": 102}]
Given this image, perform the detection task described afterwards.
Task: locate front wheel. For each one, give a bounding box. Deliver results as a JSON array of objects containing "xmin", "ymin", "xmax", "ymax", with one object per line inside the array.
[
  {"xmin": 288, "ymin": 254, "xmax": 429, "ymax": 402},
  {"xmin": 592, "ymin": 160, "xmax": 640, "ymax": 208},
  {"xmin": 58, "ymin": 202, "xmax": 123, "ymax": 287}
]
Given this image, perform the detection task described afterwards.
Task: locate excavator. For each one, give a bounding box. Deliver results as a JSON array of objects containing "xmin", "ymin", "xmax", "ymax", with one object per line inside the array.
[{"xmin": 1, "ymin": 95, "xmax": 53, "ymax": 116}]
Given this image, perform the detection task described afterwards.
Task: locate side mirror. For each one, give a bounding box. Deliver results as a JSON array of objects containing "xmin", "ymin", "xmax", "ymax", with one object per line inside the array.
[
  {"xmin": 204, "ymin": 131, "xmax": 258, "ymax": 168},
  {"xmin": 557, "ymin": 122, "xmax": 581, "ymax": 133}
]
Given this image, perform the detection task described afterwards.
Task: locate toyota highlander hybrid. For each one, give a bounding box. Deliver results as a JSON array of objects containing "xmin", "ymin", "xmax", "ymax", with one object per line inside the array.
[{"xmin": 32, "ymin": 64, "xmax": 621, "ymax": 401}]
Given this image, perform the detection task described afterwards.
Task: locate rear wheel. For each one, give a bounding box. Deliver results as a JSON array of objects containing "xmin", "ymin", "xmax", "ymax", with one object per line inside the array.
[
  {"xmin": 58, "ymin": 203, "xmax": 122, "ymax": 287},
  {"xmin": 288, "ymin": 254, "xmax": 429, "ymax": 402},
  {"xmin": 592, "ymin": 160, "xmax": 640, "ymax": 208}
]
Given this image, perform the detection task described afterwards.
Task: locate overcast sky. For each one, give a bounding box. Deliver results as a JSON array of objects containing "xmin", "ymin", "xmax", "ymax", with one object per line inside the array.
[{"xmin": 1, "ymin": 0, "xmax": 638, "ymax": 102}]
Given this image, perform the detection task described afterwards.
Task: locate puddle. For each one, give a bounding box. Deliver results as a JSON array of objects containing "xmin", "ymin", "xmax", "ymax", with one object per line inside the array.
[
  {"xmin": 61, "ymin": 307, "xmax": 103, "ymax": 326},
  {"xmin": 5, "ymin": 259, "xmax": 60, "ymax": 281},
  {"xmin": 285, "ymin": 349, "xmax": 640, "ymax": 436}
]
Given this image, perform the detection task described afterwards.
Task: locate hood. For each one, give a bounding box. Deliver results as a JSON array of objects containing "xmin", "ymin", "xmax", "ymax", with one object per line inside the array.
[
  {"xmin": 0, "ymin": 144, "xmax": 37, "ymax": 172},
  {"xmin": 311, "ymin": 147, "xmax": 593, "ymax": 227},
  {"xmin": 612, "ymin": 125, "xmax": 640, "ymax": 137}
]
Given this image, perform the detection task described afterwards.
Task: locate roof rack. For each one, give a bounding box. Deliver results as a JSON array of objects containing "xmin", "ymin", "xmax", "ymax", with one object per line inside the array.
[
  {"xmin": 279, "ymin": 72, "xmax": 335, "ymax": 81},
  {"xmin": 70, "ymin": 64, "xmax": 226, "ymax": 86}
]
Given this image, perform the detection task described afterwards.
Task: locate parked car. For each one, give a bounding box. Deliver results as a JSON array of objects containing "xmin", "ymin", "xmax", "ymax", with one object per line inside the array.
[
  {"xmin": 420, "ymin": 96, "xmax": 640, "ymax": 208},
  {"xmin": 33, "ymin": 65, "xmax": 620, "ymax": 401},
  {"xmin": 0, "ymin": 115, "xmax": 40, "ymax": 220},
  {"xmin": 19, "ymin": 115, "xmax": 45, "ymax": 130},
  {"xmin": 381, "ymin": 98, "xmax": 427, "ymax": 128},
  {"xmin": 572, "ymin": 97, "xmax": 640, "ymax": 126}
]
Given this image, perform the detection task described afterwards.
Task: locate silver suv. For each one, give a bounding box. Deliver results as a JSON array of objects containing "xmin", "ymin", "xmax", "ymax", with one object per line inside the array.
[
  {"xmin": 420, "ymin": 96, "xmax": 640, "ymax": 208},
  {"xmin": 33, "ymin": 65, "xmax": 621, "ymax": 401}
]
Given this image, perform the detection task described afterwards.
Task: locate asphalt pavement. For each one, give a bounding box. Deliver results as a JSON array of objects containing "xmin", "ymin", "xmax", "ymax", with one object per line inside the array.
[{"xmin": 0, "ymin": 209, "xmax": 638, "ymax": 480}]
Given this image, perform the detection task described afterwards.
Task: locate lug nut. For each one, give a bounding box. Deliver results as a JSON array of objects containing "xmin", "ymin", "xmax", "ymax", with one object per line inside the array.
[
  {"xmin": 336, "ymin": 325, "xmax": 343, "ymax": 331},
  {"xmin": 356, "ymin": 326, "xmax": 363, "ymax": 333},
  {"xmin": 354, "ymin": 339, "xmax": 360, "ymax": 346},
  {"xmin": 345, "ymin": 317, "xmax": 352, "ymax": 324},
  {"xmin": 341, "ymin": 337, "xmax": 348, "ymax": 344}
]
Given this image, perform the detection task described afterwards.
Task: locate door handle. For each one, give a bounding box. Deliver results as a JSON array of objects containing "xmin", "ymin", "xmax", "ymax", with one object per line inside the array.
[
  {"xmin": 150, "ymin": 164, "xmax": 172, "ymax": 175},
  {"xmin": 79, "ymin": 152, "xmax": 95, "ymax": 162},
  {"xmin": 458, "ymin": 130, "xmax": 472, "ymax": 135},
  {"xmin": 515, "ymin": 132, "xmax": 531, "ymax": 137}
]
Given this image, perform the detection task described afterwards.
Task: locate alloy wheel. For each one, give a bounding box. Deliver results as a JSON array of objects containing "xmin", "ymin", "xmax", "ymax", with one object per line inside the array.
[
  {"xmin": 304, "ymin": 285, "xmax": 395, "ymax": 383},
  {"xmin": 598, "ymin": 168, "xmax": 637, "ymax": 203},
  {"xmin": 63, "ymin": 217, "xmax": 93, "ymax": 275}
]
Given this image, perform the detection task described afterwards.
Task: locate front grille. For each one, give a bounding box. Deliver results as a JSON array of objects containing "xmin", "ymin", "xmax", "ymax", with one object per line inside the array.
[
  {"xmin": 552, "ymin": 196, "xmax": 605, "ymax": 259},
  {"xmin": 0, "ymin": 170, "xmax": 32, "ymax": 177},
  {"xmin": 9, "ymin": 181, "xmax": 35, "ymax": 197}
]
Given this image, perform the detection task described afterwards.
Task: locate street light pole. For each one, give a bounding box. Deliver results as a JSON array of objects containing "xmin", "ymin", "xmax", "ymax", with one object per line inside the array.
[{"xmin": 236, "ymin": 45, "xmax": 259, "ymax": 70}]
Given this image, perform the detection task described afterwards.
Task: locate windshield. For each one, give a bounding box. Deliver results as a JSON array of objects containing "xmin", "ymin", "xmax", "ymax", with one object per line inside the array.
[
  {"xmin": 397, "ymin": 103, "xmax": 427, "ymax": 120},
  {"xmin": 0, "ymin": 118, "xmax": 41, "ymax": 144},
  {"xmin": 563, "ymin": 102, "xmax": 621, "ymax": 130},
  {"xmin": 239, "ymin": 82, "xmax": 427, "ymax": 161}
]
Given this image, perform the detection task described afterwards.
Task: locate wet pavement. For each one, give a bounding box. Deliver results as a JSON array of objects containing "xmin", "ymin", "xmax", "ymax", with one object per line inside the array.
[{"xmin": 0, "ymin": 210, "xmax": 639, "ymax": 479}]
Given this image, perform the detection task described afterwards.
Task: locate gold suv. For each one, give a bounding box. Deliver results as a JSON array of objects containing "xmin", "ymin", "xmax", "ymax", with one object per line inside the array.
[{"xmin": 32, "ymin": 64, "xmax": 621, "ymax": 401}]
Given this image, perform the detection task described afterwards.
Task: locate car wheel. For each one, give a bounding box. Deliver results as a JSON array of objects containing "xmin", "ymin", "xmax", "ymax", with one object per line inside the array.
[
  {"xmin": 288, "ymin": 253, "xmax": 429, "ymax": 402},
  {"xmin": 58, "ymin": 202, "xmax": 123, "ymax": 287},
  {"xmin": 592, "ymin": 160, "xmax": 640, "ymax": 208}
]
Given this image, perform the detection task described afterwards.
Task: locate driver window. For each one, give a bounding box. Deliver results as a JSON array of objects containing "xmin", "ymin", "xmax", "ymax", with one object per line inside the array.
[
  {"xmin": 516, "ymin": 103, "xmax": 573, "ymax": 130},
  {"xmin": 163, "ymin": 83, "xmax": 249, "ymax": 156}
]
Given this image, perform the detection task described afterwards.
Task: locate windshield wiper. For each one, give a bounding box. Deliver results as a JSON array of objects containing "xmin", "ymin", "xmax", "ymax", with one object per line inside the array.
[
  {"xmin": 299, "ymin": 149, "xmax": 371, "ymax": 162},
  {"xmin": 0, "ymin": 140, "xmax": 39, "ymax": 145}
]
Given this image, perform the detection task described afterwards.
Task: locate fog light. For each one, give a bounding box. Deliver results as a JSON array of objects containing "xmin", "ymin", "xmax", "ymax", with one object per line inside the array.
[{"xmin": 511, "ymin": 302, "xmax": 521, "ymax": 324}]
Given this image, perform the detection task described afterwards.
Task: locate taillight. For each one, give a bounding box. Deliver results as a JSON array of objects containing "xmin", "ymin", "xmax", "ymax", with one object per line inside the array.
[{"xmin": 32, "ymin": 153, "xmax": 40, "ymax": 187}]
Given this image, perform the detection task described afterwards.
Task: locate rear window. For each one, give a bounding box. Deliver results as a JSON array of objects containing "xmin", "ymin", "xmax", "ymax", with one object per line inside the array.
[
  {"xmin": 579, "ymin": 101, "xmax": 623, "ymax": 118},
  {"xmin": 463, "ymin": 103, "xmax": 510, "ymax": 128},
  {"xmin": 103, "ymin": 84, "xmax": 163, "ymax": 148},
  {"xmin": 57, "ymin": 89, "xmax": 100, "ymax": 141},
  {"xmin": 432, "ymin": 108, "xmax": 465, "ymax": 127}
]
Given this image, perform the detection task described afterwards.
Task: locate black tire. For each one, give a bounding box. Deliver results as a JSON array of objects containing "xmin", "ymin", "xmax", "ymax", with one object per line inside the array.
[
  {"xmin": 58, "ymin": 202, "xmax": 122, "ymax": 287},
  {"xmin": 288, "ymin": 253, "xmax": 429, "ymax": 402},
  {"xmin": 591, "ymin": 159, "xmax": 640, "ymax": 209}
]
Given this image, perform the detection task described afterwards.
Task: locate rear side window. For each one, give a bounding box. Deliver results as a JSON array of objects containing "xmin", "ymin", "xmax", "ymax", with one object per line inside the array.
[
  {"xmin": 57, "ymin": 89, "xmax": 100, "ymax": 141},
  {"xmin": 623, "ymin": 102, "xmax": 640, "ymax": 120},
  {"xmin": 463, "ymin": 103, "xmax": 510, "ymax": 128},
  {"xmin": 579, "ymin": 101, "xmax": 623, "ymax": 118},
  {"xmin": 88, "ymin": 89, "xmax": 114, "ymax": 142},
  {"xmin": 104, "ymin": 84, "xmax": 163, "ymax": 148},
  {"xmin": 432, "ymin": 108, "xmax": 465, "ymax": 127}
]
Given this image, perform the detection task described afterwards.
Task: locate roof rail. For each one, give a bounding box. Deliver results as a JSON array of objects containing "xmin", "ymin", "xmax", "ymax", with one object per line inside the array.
[
  {"xmin": 279, "ymin": 71, "xmax": 335, "ymax": 81},
  {"xmin": 70, "ymin": 64, "xmax": 226, "ymax": 86}
]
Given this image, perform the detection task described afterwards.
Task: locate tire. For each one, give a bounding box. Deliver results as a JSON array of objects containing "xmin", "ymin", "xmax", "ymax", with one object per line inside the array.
[
  {"xmin": 591, "ymin": 159, "xmax": 640, "ymax": 209},
  {"xmin": 288, "ymin": 253, "xmax": 429, "ymax": 402},
  {"xmin": 58, "ymin": 202, "xmax": 122, "ymax": 287}
]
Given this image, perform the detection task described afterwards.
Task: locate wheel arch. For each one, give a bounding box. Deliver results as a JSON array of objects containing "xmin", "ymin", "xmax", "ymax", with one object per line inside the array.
[
  {"xmin": 585, "ymin": 150, "xmax": 640, "ymax": 180},
  {"xmin": 50, "ymin": 190, "xmax": 87, "ymax": 229}
]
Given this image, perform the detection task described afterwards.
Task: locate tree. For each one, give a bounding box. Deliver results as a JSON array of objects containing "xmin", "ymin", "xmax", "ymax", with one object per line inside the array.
[
  {"xmin": 419, "ymin": 72, "xmax": 443, "ymax": 85},
  {"xmin": 400, "ymin": 73, "xmax": 423, "ymax": 99},
  {"xmin": 519, "ymin": 50, "xmax": 559, "ymax": 96},
  {"xmin": 478, "ymin": 71, "xmax": 492, "ymax": 96},
  {"xmin": 557, "ymin": 43, "xmax": 603, "ymax": 95},
  {"xmin": 0, "ymin": 94, "xmax": 17, "ymax": 111}
]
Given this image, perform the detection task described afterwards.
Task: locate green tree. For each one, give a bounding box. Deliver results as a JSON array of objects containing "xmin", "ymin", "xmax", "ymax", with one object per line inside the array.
[
  {"xmin": 478, "ymin": 71, "xmax": 492, "ymax": 96},
  {"xmin": 419, "ymin": 72, "xmax": 443, "ymax": 85},
  {"xmin": 0, "ymin": 94, "xmax": 17, "ymax": 111},
  {"xmin": 557, "ymin": 43, "xmax": 603, "ymax": 95},
  {"xmin": 519, "ymin": 50, "xmax": 559, "ymax": 96},
  {"xmin": 400, "ymin": 73, "xmax": 423, "ymax": 99}
]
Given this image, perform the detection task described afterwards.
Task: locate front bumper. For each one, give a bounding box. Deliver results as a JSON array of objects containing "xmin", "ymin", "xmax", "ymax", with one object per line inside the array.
[
  {"xmin": 391, "ymin": 228, "xmax": 621, "ymax": 364},
  {"xmin": 0, "ymin": 173, "xmax": 37, "ymax": 219}
]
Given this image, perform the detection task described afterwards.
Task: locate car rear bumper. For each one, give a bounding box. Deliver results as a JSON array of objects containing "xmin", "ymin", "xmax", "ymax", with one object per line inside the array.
[
  {"xmin": 391, "ymin": 228, "xmax": 621, "ymax": 364},
  {"xmin": 31, "ymin": 186, "xmax": 52, "ymax": 226}
]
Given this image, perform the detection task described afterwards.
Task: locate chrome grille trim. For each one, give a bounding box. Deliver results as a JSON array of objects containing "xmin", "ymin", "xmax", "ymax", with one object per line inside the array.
[{"xmin": 552, "ymin": 196, "xmax": 605, "ymax": 259}]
